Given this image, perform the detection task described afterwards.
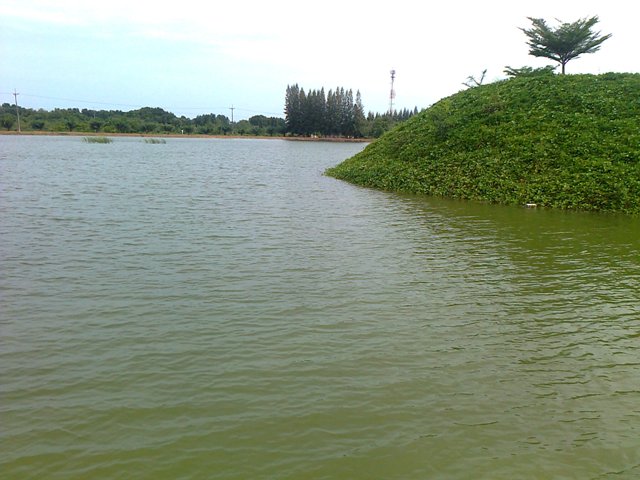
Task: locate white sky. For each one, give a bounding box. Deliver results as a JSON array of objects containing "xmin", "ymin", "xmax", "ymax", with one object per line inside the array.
[{"xmin": 0, "ymin": 0, "xmax": 636, "ymax": 120}]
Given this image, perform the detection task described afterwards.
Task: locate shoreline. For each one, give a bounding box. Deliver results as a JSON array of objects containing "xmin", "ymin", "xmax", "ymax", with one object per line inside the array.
[{"xmin": 0, "ymin": 131, "xmax": 371, "ymax": 143}]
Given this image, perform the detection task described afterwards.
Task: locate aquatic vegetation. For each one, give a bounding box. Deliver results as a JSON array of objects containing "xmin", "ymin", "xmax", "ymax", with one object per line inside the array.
[
  {"xmin": 143, "ymin": 138, "xmax": 166, "ymax": 144},
  {"xmin": 327, "ymin": 73, "xmax": 640, "ymax": 213},
  {"xmin": 83, "ymin": 136, "xmax": 113, "ymax": 143}
]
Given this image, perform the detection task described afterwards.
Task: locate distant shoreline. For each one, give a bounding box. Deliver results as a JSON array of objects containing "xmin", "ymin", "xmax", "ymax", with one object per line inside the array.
[{"xmin": 0, "ymin": 131, "xmax": 371, "ymax": 143}]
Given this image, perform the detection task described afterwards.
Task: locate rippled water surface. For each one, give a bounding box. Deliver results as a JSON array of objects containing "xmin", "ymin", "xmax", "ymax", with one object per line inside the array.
[{"xmin": 2, "ymin": 135, "xmax": 640, "ymax": 479}]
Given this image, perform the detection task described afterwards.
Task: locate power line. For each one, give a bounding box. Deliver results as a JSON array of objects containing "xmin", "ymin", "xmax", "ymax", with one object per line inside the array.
[
  {"xmin": 6, "ymin": 92, "xmax": 144, "ymax": 109},
  {"xmin": 233, "ymin": 106, "xmax": 283, "ymax": 117},
  {"xmin": 1, "ymin": 91, "xmax": 283, "ymax": 118}
]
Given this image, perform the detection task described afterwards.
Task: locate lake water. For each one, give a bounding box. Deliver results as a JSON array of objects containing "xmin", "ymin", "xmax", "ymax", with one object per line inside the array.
[{"xmin": 2, "ymin": 135, "xmax": 640, "ymax": 479}]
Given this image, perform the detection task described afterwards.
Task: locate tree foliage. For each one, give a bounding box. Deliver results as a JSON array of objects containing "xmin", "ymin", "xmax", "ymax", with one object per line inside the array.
[
  {"xmin": 285, "ymin": 85, "xmax": 362, "ymax": 137},
  {"xmin": 503, "ymin": 65, "xmax": 557, "ymax": 78},
  {"xmin": 284, "ymin": 84, "xmax": 418, "ymax": 138},
  {"xmin": 1, "ymin": 88, "xmax": 417, "ymax": 138},
  {"xmin": 520, "ymin": 16, "xmax": 612, "ymax": 74},
  {"xmin": 0, "ymin": 104, "xmax": 285, "ymax": 136},
  {"xmin": 2, "ymin": 114, "xmax": 15, "ymax": 130}
]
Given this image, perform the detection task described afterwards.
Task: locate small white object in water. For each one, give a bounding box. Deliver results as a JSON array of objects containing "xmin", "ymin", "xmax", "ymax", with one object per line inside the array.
[{"xmin": 525, "ymin": 203, "xmax": 537, "ymax": 208}]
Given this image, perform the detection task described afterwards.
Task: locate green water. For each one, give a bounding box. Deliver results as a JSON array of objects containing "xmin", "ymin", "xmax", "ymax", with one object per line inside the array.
[{"xmin": 2, "ymin": 136, "xmax": 639, "ymax": 479}]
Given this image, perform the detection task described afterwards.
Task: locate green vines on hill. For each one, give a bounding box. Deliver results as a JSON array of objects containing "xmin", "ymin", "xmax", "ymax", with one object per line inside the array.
[{"xmin": 326, "ymin": 73, "xmax": 640, "ymax": 214}]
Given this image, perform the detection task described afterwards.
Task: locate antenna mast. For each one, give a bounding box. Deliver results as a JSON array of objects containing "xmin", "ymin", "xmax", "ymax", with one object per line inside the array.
[{"xmin": 389, "ymin": 69, "xmax": 396, "ymax": 115}]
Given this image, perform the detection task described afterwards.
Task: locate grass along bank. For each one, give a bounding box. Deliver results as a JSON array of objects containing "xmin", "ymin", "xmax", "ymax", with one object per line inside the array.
[{"xmin": 326, "ymin": 73, "xmax": 640, "ymax": 214}]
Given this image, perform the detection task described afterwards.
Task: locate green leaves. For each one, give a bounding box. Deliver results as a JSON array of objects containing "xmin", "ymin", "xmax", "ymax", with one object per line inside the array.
[
  {"xmin": 520, "ymin": 16, "xmax": 612, "ymax": 74},
  {"xmin": 326, "ymin": 73, "xmax": 640, "ymax": 214}
]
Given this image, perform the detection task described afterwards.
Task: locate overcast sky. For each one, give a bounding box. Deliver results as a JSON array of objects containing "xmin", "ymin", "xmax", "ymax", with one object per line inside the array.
[{"xmin": 1, "ymin": 0, "xmax": 636, "ymax": 120}]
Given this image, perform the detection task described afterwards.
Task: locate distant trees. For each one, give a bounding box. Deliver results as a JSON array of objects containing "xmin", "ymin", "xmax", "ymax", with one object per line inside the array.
[
  {"xmin": 193, "ymin": 113, "xmax": 232, "ymax": 135},
  {"xmin": 2, "ymin": 114, "xmax": 15, "ymax": 130},
  {"xmin": 285, "ymin": 84, "xmax": 364, "ymax": 137},
  {"xmin": 0, "ymin": 87, "xmax": 414, "ymax": 138},
  {"xmin": 248, "ymin": 115, "xmax": 286, "ymax": 136},
  {"xmin": 285, "ymin": 85, "xmax": 365, "ymax": 137},
  {"xmin": 0, "ymin": 103, "xmax": 285, "ymax": 136},
  {"xmin": 285, "ymin": 84, "xmax": 417, "ymax": 138},
  {"xmin": 30, "ymin": 119, "xmax": 46, "ymax": 130},
  {"xmin": 520, "ymin": 16, "xmax": 612, "ymax": 74}
]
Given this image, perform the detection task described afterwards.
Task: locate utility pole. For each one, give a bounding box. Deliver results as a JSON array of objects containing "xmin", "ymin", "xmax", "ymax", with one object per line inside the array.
[
  {"xmin": 229, "ymin": 105, "xmax": 235, "ymax": 124},
  {"xmin": 13, "ymin": 89, "xmax": 21, "ymax": 133}
]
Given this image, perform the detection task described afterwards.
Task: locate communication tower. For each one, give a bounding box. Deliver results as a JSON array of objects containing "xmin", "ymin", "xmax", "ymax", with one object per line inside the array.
[{"xmin": 389, "ymin": 69, "xmax": 396, "ymax": 115}]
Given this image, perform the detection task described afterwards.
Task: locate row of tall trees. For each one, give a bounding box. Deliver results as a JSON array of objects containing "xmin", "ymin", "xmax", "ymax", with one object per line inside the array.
[
  {"xmin": 284, "ymin": 85, "xmax": 419, "ymax": 138},
  {"xmin": 285, "ymin": 85, "xmax": 365, "ymax": 137},
  {"xmin": 0, "ymin": 104, "xmax": 286, "ymax": 136}
]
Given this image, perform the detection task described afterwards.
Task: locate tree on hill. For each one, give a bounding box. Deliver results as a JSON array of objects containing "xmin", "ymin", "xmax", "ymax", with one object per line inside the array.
[{"xmin": 520, "ymin": 16, "xmax": 612, "ymax": 74}]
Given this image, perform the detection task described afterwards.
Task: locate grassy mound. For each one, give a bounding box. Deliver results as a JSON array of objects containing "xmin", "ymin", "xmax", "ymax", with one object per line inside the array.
[{"xmin": 327, "ymin": 73, "xmax": 640, "ymax": 213}]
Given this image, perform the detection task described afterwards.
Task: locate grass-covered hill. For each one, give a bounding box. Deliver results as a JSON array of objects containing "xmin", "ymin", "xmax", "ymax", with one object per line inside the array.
[{"xmin": 326, "ymin": 73, "xmax": 640, "ymax": 213}]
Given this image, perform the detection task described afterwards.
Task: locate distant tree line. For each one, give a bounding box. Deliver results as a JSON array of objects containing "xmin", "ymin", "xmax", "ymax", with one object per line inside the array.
[
  {"xmin": 1, "ymin": 91, "xmax": 419, "ymax": 138},
  {"xmin": 0, "ymin": 104, "xmax": 286, "ymax": 136},
  {"xmin": 285, "ymin": 84, "xmax": 419, "ymax": 138}
]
